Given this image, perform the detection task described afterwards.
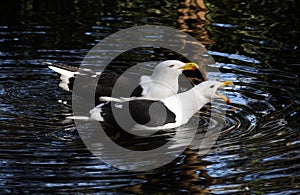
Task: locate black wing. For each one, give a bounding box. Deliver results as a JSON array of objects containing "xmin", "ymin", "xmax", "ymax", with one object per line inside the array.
[
  {"xmin": 48, "ymin": 63, "xmax": 145, "ymax": 105},
  {"xmin": 100, "ymin": 100, "xmax": 176, "ymax": 129}
]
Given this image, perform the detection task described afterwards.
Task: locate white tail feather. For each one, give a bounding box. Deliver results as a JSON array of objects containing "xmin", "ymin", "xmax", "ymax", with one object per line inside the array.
[
  {"xmin": 66, "ymin": 116, "xmax": 90, "ymax": 120},
  {"xmin": 48, "ymin": 66, "xmax": 78, "ymax": 78}
]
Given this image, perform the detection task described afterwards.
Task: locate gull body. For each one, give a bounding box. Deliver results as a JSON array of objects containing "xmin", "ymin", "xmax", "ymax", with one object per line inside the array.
[
  {"xmin": 88, "ymin": 81, "xmax": 234, "ymax": 130},
  {"xmin": 47, "ymin": 60, "xmax": 198, "ymax": 104}
]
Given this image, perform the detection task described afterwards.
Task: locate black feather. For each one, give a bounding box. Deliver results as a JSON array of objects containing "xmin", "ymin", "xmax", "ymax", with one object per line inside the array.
[
  {"xmin": 100, "ymin": 100, "xmax": 176, "ymax": 129},
  {"xmin": 130, "ymin": 85, "xmax": 143, "ymax": 97},
  {"xmin": 49, "ymin": 62, "xmax": 146, "ymax": 105}
]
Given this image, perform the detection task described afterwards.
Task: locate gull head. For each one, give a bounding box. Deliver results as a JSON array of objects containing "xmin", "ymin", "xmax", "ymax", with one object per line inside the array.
[
  {"xmin": 153, "ymin": 60, "xmax": 199, "ymax": 77},
  {"xmin": 195, "ymin": 81, "xmax": 234, "ymax": 103}
]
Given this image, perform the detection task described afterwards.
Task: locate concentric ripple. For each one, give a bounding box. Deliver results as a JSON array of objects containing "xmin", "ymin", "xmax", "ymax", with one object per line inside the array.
[{"xmin": 0, "ymin": 0, "xmax": 299, "ymax": 194}]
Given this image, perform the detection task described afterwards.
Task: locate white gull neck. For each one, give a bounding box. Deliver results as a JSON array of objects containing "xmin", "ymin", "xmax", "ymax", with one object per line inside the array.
[{"xmin": 161, "ymin": 87, "xmax": 210, "ymax": 125}]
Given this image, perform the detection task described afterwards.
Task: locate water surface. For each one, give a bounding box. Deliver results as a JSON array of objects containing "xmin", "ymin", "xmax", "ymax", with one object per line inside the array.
[{"xmin": 0, "ymin": 0, "xmax": 299, "ymax": 194}]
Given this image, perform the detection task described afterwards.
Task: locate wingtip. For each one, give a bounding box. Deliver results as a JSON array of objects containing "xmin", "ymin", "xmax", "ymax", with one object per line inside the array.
[
  {"xmin": 48, "ymin": 64, "xmax": 77, "ymax": 78},
  {"xmin": 66, "ymin": 116, "xmax": 90, "ymax": 120},
  {"xmin": 42, "ymin": 62, "xmax": 54, "ymax": 66}
]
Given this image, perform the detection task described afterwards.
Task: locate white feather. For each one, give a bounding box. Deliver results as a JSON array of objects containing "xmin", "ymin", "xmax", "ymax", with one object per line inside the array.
[
  {"xmin": 89, "ymin": 103, "xmax": 106, "ymax": 121},
  {"xmin": 66, "ymin": 116, "xmax": 90, "ymax": 120},
  {"xmin": 48, "ymin": 66, "xmax": 78, "ymax": 78}
]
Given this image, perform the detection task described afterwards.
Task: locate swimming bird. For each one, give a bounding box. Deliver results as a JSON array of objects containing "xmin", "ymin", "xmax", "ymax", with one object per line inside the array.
[
  {"xmin": 88, "ymin": 81, "xmax": 234, "ymax": 130},
  {"xmin": 46, "ymin": 60, "xmax": 199, "ymax": 104}
]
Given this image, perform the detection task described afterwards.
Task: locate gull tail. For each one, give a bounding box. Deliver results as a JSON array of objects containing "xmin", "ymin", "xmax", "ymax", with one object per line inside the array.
[
  {"xmin": 66, "ymin": 116, "xmax": 90, "ymax": 120},
  {"xmin": 45, "ymin": 62, "xmax": 79, "ymax": 76},
  {"xmin": 45, "ymin": 62, "xmax": 78, "ymax": 92}
]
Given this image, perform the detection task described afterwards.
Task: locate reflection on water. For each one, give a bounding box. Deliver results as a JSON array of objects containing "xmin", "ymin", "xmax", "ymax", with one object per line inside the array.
[
  {"xmin": 177, "ymin": 0, "xmax": 214, "ymax": 45},
  {"xmin": 0, "ymin": 0, "xmax": 299, "ymax": 194}
]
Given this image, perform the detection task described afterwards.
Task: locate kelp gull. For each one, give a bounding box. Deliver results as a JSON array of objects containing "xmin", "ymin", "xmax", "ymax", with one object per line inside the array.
[
  {"xmin": 87, "ymin": 81, "xmax": 234, "ymax": 130},
  {"xmin": 46, "ymin": 60, "xmax": 198, "ymax": 104}
]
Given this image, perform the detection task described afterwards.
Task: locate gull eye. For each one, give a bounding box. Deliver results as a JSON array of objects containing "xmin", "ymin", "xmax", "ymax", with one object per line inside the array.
[
  {"xmin": 168, "ymin": 64, "xmax": 175, "ymax": 68},
  {"xmin": 210, "ymin": 85, "xmax": 215, "ymax": 88}
]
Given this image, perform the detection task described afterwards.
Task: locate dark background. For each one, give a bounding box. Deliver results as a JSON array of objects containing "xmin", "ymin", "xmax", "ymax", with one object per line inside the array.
[{"xmin": 0, "ymin": 0, "xmax": 299, "ymax": 194}]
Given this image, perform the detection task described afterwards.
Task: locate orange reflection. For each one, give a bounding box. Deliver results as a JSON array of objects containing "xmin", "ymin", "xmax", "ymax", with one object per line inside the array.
[{"xmin": 177, "ymin": 0, "xmax": 214, "ymax": 45}]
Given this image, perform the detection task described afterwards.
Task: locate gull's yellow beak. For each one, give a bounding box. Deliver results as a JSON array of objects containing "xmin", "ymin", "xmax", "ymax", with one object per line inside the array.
[
  {"xmin": 222, "ymin": 81, "xmax": 234, "ymax": 87},
  {"xmin": 217, "ymin": 81, "xmax": 234, "ymax": 103},
  {"xmin": 178, "ymin": 62, "xmax": 199, "ymax": 71}
]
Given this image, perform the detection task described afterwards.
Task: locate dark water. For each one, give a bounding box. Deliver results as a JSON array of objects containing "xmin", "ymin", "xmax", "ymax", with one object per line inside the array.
[{"xmin": 1, "ymin": 0, "xmax": 299, "ymax": 194}]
